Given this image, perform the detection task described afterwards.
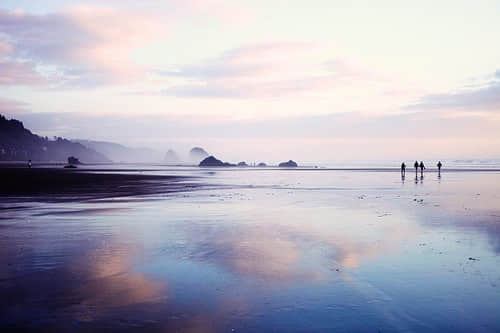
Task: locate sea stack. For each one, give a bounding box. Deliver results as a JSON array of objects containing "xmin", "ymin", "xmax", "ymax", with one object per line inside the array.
[
  {"xmin": 164, "ymin": 149, "xmax": 181, "ymax": 164},
  {"xmin": 189, "ymin": 147, "xmax": 209, "ymax": 164},
  {"xmin": 199, "ymin": 156, "xmax": 235, "ymax": 167},
  {"xmin": 278, "ymin": 160, "xmax": 298, "ymax": 167},
  {"xmin": 67, "ymin": 156, "xmax": 81, "ymax": 165}
]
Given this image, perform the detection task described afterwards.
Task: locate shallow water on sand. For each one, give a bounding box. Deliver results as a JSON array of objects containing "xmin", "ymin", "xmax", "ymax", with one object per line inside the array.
[{"xmin": 1, "ymin": 168, "xmax": 500, "ymax": 332}]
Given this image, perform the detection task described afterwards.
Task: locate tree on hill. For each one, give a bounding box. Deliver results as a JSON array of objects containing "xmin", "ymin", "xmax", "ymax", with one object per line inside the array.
[{"xmin": 0, "ymin": 114, "xmax": 110, "ymax": 163}]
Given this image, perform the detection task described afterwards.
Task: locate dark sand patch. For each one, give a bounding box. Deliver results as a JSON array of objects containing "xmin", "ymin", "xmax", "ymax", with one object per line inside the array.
[
  {"xmin": 33, "ymin": 207, "xmax": 130, "ymax": 217},
  {"xmin": 0, "ymin": 168, "xmax": 201, "ymax": 202},
  {"xmin": 0, "ymin": 205, "xmax": 32, "ymax": 210}
]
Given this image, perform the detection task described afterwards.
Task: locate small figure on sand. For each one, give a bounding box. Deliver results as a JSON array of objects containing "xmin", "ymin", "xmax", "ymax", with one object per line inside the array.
[
  {"xmin": 27, "ymin": 159, "xmax": 32, "ymax": 168},
  {"xmin": 437, "ymin": 161, "xmax": 442, "ymax": 172},
  {"xmin": 401, "ymin": 162, "xmax": 406, "ymax": 177},
  {"xmin": 419, "ymin": 161, "xmax": 425, "ymax": 176},
  {"xmin": 414, "ymin": 161, "xmax": 419, "ymax": 175}
]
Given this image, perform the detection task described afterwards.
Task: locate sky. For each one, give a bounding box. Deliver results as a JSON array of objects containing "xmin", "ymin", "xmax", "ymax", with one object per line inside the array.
[{"xmin": 1, "ymin": 0, "xmax": 499, "ymax": 163}]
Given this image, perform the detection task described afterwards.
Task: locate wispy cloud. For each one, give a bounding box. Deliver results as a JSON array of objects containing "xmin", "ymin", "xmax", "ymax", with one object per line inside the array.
[
  {"xmin": 0, "ymin": 30, "xmax": 44, "ymax": 85},
  {"xmin": 404, "ymin": 70, "xmax": 500, "ymax": 112},
  {"xmin": 159, "ymin": 42, "xmax": 389, "ymax": 100},
  {"xmin": 160, "ymin": 42, "xmax": 318, "ymax": 80}
]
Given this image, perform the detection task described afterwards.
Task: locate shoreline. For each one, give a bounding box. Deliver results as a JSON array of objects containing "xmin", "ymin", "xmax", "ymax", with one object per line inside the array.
[
  {"xmin": 2, "ymin": 163, "xmax": 500, "ymax": 173},
  {"xmin": 1, "ymin": 165, "xmax": 498, "ymax": 202}
]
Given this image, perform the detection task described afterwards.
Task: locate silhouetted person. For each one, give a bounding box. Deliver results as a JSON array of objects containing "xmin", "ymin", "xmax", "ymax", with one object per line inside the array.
[
  {"xmin": 27, "ymin": 159, "xmax": 32, "ymax": 168},
  {"xmin": 414, "ymin": 160, "xmax": 419, "ymax": 175},
  {"xmin": 419, "ymin": 161, "xmax": 425, "ymax": 176},
  {"xmin": 437, "ymin": 161, "xmax": 442, "ymax": 172},
  {"xmin": 401, "ymin": 162, "xmax": 406, "ymax": 176}
]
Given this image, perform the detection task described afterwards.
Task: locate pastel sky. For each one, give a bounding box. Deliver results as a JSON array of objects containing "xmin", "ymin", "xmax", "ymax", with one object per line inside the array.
[{"xmin": 1, "ymin": 0, "xmax": 499, "ymax": 163}]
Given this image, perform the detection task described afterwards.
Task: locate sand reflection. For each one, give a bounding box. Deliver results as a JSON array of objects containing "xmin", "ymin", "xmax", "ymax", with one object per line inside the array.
[{"xmin": 404, "ymin": 173, "xmax": 500, "ymax": 253}]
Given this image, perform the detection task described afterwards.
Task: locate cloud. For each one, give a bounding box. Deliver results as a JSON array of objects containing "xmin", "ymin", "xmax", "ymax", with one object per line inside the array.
[
  {"xmin": 0, "ymin": 31, "xmax": 44, "ymax": 85},
  {"xmin": 0, "ymin": 36, "xmax": 12, "ymax": 55},
  {"xmin": 404, "ymin": 70, "xmax": 500, "ymax": 111},
  {"xmin": 160, "ymin": 42, "xmax": 318, "ymax": 80},
  {"xmin": 0, "ymin": 6, "xmax": 168, "ymax": 86},
  {"xmin": 163, "ymin": 76, "xmax": 349, "ymax": 99},
  {"xmin": 159, "ymin": 42, "xmax": 386, "ymax": 99}
]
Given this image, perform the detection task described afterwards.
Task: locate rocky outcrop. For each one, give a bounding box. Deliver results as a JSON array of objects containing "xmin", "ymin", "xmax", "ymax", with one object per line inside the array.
[
  {"xmin": 199, "ymin": 156, "xmax": 235, "ymax": 167},
  {"xmin": 67, "ymin": 156, "xmax": 81, "ymax": 165},
  {"xmin": 237, "ymin": 161, "xmax": 248, "ymax": 167},
  {"xmin": 278, "ymin": 160, "xmax": 298, "ymax": 167}
]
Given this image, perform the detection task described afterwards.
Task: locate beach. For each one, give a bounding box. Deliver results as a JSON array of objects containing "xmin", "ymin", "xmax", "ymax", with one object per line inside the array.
[{"xmin": 1, "ymin": 166, "xmax": 500, "ymax": 331}]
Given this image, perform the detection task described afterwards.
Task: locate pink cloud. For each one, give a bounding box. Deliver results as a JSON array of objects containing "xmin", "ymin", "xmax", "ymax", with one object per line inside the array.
[
  {"xmin": 0, "ymin": 36, "xmax": 12, "ymax": 55},
  {"xmin": 161, "ymin": 42, "xmax": 388, "ymax": 99},
  {"xmin": 160, "ymin": 42, "xmax": 317, "ymax": 80},
  {"xmin": 0, "ymin": 6, "xmax": 168, "ymax": 86},
  {"xmin": 0, "ymin": 28, "xmax": 44, "ymax": 85}
]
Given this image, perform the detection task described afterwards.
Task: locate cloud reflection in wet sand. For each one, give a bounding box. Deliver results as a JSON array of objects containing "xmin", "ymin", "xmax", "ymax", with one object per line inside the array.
[
  {"xmin": 67, "ymin": 245, "xmax": 166, "ymax": 320},
  {"xmin": 175, "ymin": 200, "xmax": 421, "ymax": 283},
  {"xmin": 0, "ymin": 233, "xmax": 166, "ymax": 329}
]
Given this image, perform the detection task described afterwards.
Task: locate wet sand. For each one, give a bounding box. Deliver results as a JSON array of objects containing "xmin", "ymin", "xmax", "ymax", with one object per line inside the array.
[{"xmin": 1, "ymin": 167, "xmax": 500, "ymax": 332}]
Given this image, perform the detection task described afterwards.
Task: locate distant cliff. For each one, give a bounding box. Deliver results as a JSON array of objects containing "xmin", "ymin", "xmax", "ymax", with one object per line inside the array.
[
  {"xmin": 75, "ymin": 139, "xmax": 162, "ymax": 163},
  {"xmin": 0, "ymin": 114, "xmax": 110, "ymax": 163}
]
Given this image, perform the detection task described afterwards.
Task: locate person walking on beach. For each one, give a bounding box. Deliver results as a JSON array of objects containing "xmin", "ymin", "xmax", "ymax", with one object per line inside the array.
[
  {"xmin": 401, "ymin": 162, "xmax": 406, "ymax": 176},
  {"xmin": 419, "ymin": 161, "xmax": 425, "ymax": 176},
  {"xmin": 414, "ymin": 161, "xmax": 419, "ymax": 175},
  {"xmin": 437, "ymin": 161, "xmax": 442, "ymax": 172},
  {"xmin": 27, "ymin": 159, "xmax": 32, "ymax": 168}
]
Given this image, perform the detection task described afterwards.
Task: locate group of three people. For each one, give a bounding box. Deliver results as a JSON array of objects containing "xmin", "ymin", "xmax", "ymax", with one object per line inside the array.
[{"xmin": 401, "ymin": 161, "xmax": 442, "ymax": 176}]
